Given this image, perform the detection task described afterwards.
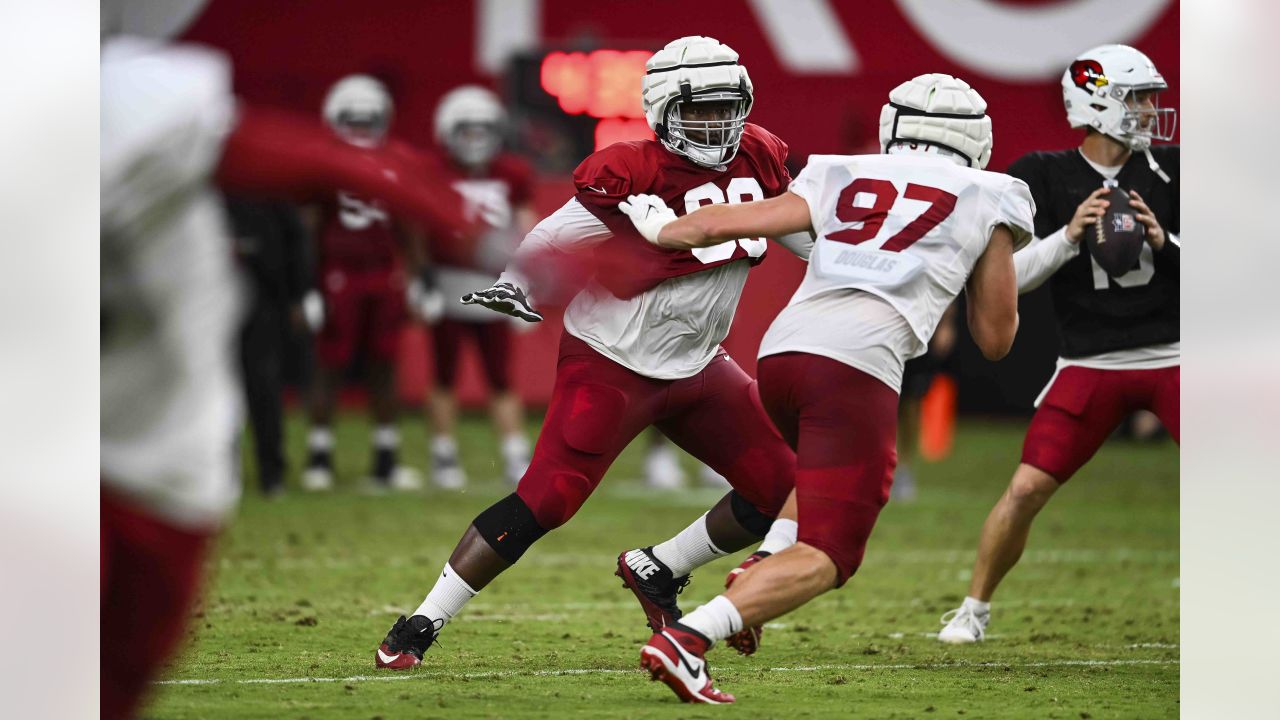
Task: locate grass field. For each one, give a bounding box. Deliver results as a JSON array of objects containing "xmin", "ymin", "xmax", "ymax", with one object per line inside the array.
[{"xmin": 145, "ymin": 412, "xmax": 1179, "ymax": 719}]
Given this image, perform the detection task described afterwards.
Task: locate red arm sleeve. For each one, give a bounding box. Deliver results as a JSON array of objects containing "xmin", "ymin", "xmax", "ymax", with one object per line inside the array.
[{"xmin": 215, "ymin": 105, "xmax": 474, "ymax": 240}]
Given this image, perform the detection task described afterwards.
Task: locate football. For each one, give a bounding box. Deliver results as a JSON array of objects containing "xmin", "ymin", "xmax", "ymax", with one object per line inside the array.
[{"xmin": 1087, "ymin": 182, "xmax": 1147, "ymax": 277}]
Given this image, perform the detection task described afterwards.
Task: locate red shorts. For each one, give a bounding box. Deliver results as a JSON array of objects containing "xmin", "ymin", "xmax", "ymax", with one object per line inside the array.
[
  {"xmin": 315, "ymin": 265, "xmax": 406, "ymax": 369},
  {"xmin": 432, "ymin": 319, "xmax": 512, "ymax": 391},
  {"xmin": 101, "ymin": 490, "xmax": 212, "ymax": 720},
  {"xmin": 757, "ymin": 353, "xmax": 900, "ymax": 587},
  {"xmin": 1022, "ymin": 365, "xmax": 1180, "ymax": 483},
  {"xmin": 516, "ymin": 333, "xmax": 795, "ymax": 530}
]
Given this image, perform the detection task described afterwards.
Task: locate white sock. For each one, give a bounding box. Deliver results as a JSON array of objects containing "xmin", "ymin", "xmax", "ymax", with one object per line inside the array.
[
  {"xmin": 412, "ymin": 563, "xmax": 477, "ymax": 624},
  {"xmin": 651, "ymin": 513, "xmax": 727, "ymax": 577},
  {"xmin": 373, "ymin": 425, "xmax": 399, "ymax": 449},
  {"xmin": 308, "ymin": 427, "xmax": 334, "ymax": 451},
  {"xmin": 501, "ymin": 433, "xmax": 529, "ymax": 461},
  {"xmin": 432, "ymin": 435, "xmax": 458, "ymax": 458},
  {"xmin": 679, "ymin": 595, "xmax": 743, "ymax": 644},
  {"xmin": 962, "ymin": 596, "xmax": 991, "ymax": 616},
  {"xmin": 757, "ymin": 518, "xmax": 798, "ymax": 555}
]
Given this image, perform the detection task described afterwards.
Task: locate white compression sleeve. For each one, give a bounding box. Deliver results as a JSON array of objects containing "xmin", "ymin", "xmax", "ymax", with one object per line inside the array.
[
  {"xmin": 1015, "ymin": 226, "xmax": 1079, "ymax": 294},
  {"xmin": 498, "ymin": 197, "xmax": 613, "ymax": 291}
]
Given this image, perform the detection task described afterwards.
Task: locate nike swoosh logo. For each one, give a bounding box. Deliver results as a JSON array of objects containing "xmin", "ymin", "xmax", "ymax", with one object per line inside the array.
[
  {"xmin": 586, "ymin": 186, "xmax": 607, "ymax": 193},
  {"xmin": 377, "ymin": 649, "xmax": 401, "ymax": 664},
  {"xmin": 663, "ymin": 632, "xmax": 703, "ymax": 680}
]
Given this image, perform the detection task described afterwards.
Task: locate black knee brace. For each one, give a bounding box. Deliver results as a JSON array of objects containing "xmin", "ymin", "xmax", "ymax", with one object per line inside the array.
[
  {"xmin": 473, "ymin": 493, "xmax": 550, "ymax": 563},
  {"xmin": 729, "ymin": 490, "xmax": 776, "ymax": 537}
]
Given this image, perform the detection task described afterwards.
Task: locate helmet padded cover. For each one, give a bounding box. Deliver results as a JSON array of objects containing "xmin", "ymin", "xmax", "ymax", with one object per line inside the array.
[
  {"xmin": 878, "ymin": 73, "xmax": 993, "ymax": 169},
  {"xmin": 641, "ymin": 36, "xmax": 754, "ymax": 166}
]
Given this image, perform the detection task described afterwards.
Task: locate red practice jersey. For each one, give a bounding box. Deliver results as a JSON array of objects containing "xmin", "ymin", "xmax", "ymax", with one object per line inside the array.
[
  {"xmin": 430, "ymin": 151, "xmax": 535, "ymax": 269},
  {"xmin": 574, "ymin": 123, "xmax": 792, "ymax": 298},
  {"xmin": 315, "ymin": 138, "xmax": 429, "ymax": 271}
]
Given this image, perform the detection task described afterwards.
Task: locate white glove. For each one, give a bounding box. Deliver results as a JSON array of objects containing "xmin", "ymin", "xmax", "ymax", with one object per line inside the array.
[
  {"xmin": 618, "ymin": 194, "xmax": 677, "ymax": 245},
  {"xmin": 301, "ymin": 290, "xmax": 325, "ymax": 332},
  {"xmin": 407, "ymin": 278, "xmax": 446, "ymax": 324}
]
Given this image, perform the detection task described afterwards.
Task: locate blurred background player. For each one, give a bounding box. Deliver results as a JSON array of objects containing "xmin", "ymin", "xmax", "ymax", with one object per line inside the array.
[
  {"xmin": 939, "ymin": 44, "xmax": 1179, "ymax": 644},
  {"xmin": 301, "ymin": 75, "xmax": 423, "ymax": 493},
  {"xmin": 418, "ymin": 85, "xmax": 535, "ymax": 488},
  {"xmin": 227, "ymin": 197, "xmax": 312, "ymax": 497},
  {"xmin": 101, "ymin": 7, "xmax": 472, "ymax": 714},
  {"xmin": 619, "ymin": 73, "xmax": 1030, "ymax": 703},
  {"xmin": 373, "ymin": 36, "xmax": 803, "ymax": 670}
]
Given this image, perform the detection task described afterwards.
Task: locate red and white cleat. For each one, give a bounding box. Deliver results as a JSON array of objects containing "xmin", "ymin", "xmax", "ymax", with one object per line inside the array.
[
  {"xmin": 724, "ymin": 551, "xmax": 770, "ymax": 655},
  {"xmin": 374, "ymin": 614, "xmax": 440, "ymax": 670},
  {"xmin": 639, "ymin": 623, "xmax": 735, "ymax": 704}
]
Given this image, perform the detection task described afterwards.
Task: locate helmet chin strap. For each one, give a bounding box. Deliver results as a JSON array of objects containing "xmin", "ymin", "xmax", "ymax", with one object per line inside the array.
[{"xmin": 1143, "ymin": 148, "xmax": 1172, "ymax": 184}]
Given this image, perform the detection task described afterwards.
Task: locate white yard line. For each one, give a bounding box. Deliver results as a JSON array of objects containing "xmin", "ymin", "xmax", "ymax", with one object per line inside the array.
[
  {"xmin": 156, "ymin": 658, "xmax": 1178, "ymax": 687},
  {"xmin": 219, "ymin": 547, "xmax": 1177, "ymax": 571}
]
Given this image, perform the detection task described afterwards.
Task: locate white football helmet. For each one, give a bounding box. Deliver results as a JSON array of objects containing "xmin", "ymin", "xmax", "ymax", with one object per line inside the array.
[
  {"xmin": 323, "ymin": 74, "xmax": 393, "ymax": 148},
  {"xmin": 878, "ymin": 73, "xmax": 993, "ymax": 170},
  {"xmin": 434, "ymin": 85, "xmax": 507, "ymax": 168},
  {"xmin": 642, "ymin": 36, "xmax": 753, "ymax": 168},
  {"xmin": 1062, "ymin": 44, "xmax": 1175, "ymax": 151}
]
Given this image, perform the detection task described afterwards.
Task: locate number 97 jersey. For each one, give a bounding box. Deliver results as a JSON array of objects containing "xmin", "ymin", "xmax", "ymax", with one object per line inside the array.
[{"xmin": 787, "ymin": 152, "xmax": 1034, "ymax": 352}]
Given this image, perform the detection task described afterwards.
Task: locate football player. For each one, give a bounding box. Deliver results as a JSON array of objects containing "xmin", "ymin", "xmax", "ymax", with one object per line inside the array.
[
  {"xmin": 102, "ymin": 18, "xmax": 470, "ymax": 718},
  {"xmin": 300, "ymin": 75, "xmax": 426, "ymax": 493},
  {"xmin": 617, "ymin": 73, "xmax": 1030, "ymax": 703},
  {"xmin": 938, "ymin": 44, "xmax": 1178, "ymax": 644},
  {"xmin": 373, "ymin": 36, "xmax": 806, "ymax": 670},
  {"xmin": 416, "ymin": 85, "xmax": 535, "ymax": 489}
]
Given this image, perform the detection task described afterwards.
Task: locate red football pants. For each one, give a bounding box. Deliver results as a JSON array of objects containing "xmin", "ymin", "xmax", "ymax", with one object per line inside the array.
[
  {"xmin": 432, "ymin": 319, "xmax": 513, "ymax": 391},
  {"xmin": 757, "ymin": 353, "xmax": 900, "ymax": 586},
  {"xmin": 315, "ymin": 265, "xmax": 406, "ymax": 369},
  {"xmin": 101, "ymin": 491, "xmax": 212, "ymax": 720},
  {"xmin": 515, "ymin": 333, "xmax": 795, "ymax": 530},
  {"xmin": 1022, "ymin": 365, "xmax": 1180, "ymax": 482}
]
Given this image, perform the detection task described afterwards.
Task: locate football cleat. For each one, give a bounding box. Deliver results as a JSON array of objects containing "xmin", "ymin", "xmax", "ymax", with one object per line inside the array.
[
  {"xmin": 616, "ymin": 547, "xmax": 690, "ymax": 632},
  {"xmin": 938, "ymin": 604, "xmax": 988, "ymax": 644},
  {"xmin": 723, "ymin": 551, "xmax": 770, "ymax": 655},
  {"xmin": 301, "ymin": 467, "xmax": 334, "ymax": 492},
  {"xmin": 640, "ymin": 623, "xmax": 735, "ymax": 704},
  {"xmin": 375, "ymin": 614, "xmax": 442, "ymax": 670}
]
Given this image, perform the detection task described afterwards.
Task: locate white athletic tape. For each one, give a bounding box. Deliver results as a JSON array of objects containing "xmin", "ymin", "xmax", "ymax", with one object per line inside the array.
[{"xmin": 156, "ymin": 658, "xmax": 1178, "ymax": 686}]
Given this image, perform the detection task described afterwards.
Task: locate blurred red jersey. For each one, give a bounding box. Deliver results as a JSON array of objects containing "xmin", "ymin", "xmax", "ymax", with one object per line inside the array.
[
  {"xmin": 430, "ymin": 151, "xmax": 535, "ymax": 269},
  {"xmin": 574, "ymin": 123, "xmax": 792, "ymax": 298},
  {"xmin": 316, "ymin": 138, "xmax": 427, "ymax": 270}
]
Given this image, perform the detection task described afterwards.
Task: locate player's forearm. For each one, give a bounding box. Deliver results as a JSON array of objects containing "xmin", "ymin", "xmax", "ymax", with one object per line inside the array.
[
  {"xmin": 217, "ymin": 106, "xmax": 472, "ymax": 236},
  {"xmin": 655, "ymin": 205, "xmax": 738, "ymax": 249},
  {"xmin": 1015, "ymin": 226, "xmax": 1078, "ymax": 294},
  {"xmin": 501, "ymin": 198, "xmax": 612, "ymax": 291}
]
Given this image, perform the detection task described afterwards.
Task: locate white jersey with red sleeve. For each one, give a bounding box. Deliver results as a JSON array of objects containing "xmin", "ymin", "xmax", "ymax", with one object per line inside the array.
[
  {"xmin": 503, "ymin": 123, "xmax": 793, "ymax": 380},
  {"xmin": 101, "ymin": 37, "xmax": 243, "ymax": 529},
  {"xmin": 760, "ymin": 151, "xmax": 1034, "ymax": 390}
]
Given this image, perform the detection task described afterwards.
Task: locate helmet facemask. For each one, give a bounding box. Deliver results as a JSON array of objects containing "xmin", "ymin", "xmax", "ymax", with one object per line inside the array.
[
  {"xmin": 662, "ymin": 91, "xmax": 749, "ymax": 168},
  {"xmin": 331, "ymin": 107, "xmax": 390, "ymax": 148},
  {"xmin": 446, "ymin": 121, "xmax": 503, "ymax": 168},
  {"xmin": 1112, "ymin": 87, "xmax": 1176, "ymax": 150}
]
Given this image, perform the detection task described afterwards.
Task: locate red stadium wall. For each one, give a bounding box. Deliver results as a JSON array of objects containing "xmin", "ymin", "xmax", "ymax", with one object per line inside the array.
[{"xmin": 184, "ymin": 0, "xmax": 1179, "ymax": 407}]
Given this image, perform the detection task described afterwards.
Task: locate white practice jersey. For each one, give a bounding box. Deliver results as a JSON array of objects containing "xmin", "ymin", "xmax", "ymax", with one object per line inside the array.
[
  {"xmin": 101, "ymin": 38, "xmax": 243, "ymax": 529},
  {"xmin": 760, "ymin": 152, "xmax": 1034, "ymax": 390}
]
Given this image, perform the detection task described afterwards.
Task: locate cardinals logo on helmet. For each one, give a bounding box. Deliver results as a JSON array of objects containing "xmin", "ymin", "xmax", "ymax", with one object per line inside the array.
[{"xmin": 1070, "ymin": 59, "xmax": 1109, "ymax": 92}]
